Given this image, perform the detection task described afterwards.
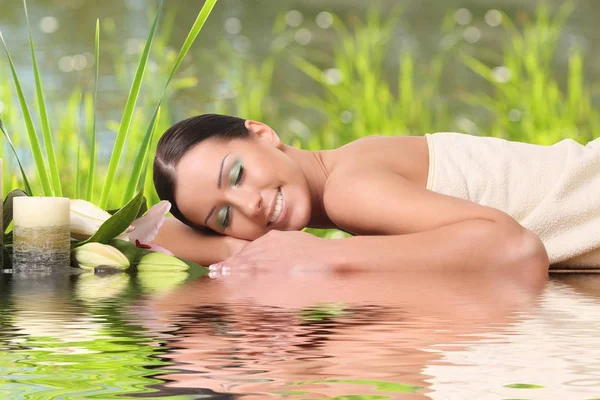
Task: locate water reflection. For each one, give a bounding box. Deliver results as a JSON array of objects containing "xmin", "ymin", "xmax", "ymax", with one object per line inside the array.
[
  {"xmin": 128, "ymin": 270, "xmax": 548, "ymax": 399},
  {"xmin": 0, "ymin": 271, "xmax": 172, "ymax": 399},
  {"xmin": 3, "ymin": 269, "xmax": 600, "ymax": 399}
]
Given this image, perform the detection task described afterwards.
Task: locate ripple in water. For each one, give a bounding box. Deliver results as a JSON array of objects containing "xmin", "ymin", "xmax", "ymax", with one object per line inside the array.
[{"xmin": 1, "ymin": 270, "xmax": 600, "ymax": 399}]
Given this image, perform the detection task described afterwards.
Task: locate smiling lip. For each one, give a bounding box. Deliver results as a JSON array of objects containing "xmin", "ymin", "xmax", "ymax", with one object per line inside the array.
[{"xmin": 266, "ymin": 187, "xmax": 284, "ymax": 227}]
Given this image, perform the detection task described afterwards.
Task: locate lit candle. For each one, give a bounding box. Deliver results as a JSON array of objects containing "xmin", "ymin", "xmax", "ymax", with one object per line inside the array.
[{"xmin": 12, "ymin": 197, "xmax": 71, "ymax": 271}]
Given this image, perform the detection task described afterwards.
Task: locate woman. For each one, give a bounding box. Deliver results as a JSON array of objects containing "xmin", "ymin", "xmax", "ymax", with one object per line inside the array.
[{"xmin": 152, "ymin": 114, "xmax": 600, "ymax": 275}]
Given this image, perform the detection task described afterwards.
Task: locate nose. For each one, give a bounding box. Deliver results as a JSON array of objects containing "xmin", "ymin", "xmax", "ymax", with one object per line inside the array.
[{"xmin": 227, "ymin": 188, "xmax": 263, "ymax": 218}]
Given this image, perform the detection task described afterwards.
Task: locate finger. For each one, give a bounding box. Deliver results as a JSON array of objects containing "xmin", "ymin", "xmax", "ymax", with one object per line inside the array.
[{"xmin": 208, "ymin": 264, "xmax": 227, "ymax": 279}]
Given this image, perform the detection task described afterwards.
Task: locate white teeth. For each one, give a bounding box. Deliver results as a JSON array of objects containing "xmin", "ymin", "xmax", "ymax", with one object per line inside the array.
[{"xmin": 269, "ymin": 190, "xmax": 283, "ymax": 223}]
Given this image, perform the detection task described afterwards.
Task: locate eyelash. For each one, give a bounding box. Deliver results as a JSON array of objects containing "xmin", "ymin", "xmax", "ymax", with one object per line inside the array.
[
  {"xmin": 220, "ymin": 162, "xmax": 244, "ymax": 229},
  {"xmin": 232, "ymin": 163, "xmax": 244, "ymax": 187},
  {"xmin": 221, "ymin": 206, "xmax": 231, "ymax": 229}
]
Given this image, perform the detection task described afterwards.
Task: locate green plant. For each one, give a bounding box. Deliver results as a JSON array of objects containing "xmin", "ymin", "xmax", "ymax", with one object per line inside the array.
[
  {"xmin": 292, "ymin": 8, "xmax": 458, "ymax": 150},
  {"xmin": 1, "ymin": 0, "xmax": 219, "ymax": 209},
  {"xmin": 461, "ymin": 2, "xmax": 598, "ymax": 144}
]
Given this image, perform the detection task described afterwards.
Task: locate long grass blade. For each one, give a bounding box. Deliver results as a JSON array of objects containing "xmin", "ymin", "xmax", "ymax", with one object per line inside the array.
[
  {"xmin": 75, "ymin": 144, "xmax": 81, "ymax": 199},
  {"xmin": 24, "ymin": 0, "xmax": 61, "ymax": 196},
  {"xmin": 165, "ymin": 0, "xmax": 218, "ymax": 85},
  {"xmin": 122, "ymin": 106, "xmax": 161, "ymax": 202},
  {"xmin": 0, "ymin": 31, "xmax": 52, "ymax": 196},
  {"xmin": 0, "ymin": 118, "xmax": 33, "ymax": 195},
  {"xmin": 86, "ymin": 19, "xmax": 100, "ymax": 203},
  {"xmin": 122, "ymin": 0, "xmax": 219, "ymax": 203},
  {"xmin": 99, "ymin": 0, "xmax": 164, "ymax": 208}
]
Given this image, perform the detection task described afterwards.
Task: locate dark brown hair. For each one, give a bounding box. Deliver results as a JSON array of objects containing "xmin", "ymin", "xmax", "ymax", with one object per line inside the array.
[{"xmin": 153, "ymin": 114, "xmax": 249, "ymax": 230}]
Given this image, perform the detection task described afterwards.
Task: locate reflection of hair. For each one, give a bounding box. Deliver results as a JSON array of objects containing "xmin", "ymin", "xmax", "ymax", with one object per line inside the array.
[{"xmin": 153, "ymin": 114, "xmax": 249, "ymax": 230}]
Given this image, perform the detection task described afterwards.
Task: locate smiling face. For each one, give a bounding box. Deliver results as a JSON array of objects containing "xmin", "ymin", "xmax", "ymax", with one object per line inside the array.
[{"xmin": 174, "ymin": 121, "xmax": 312, "ymax": 240}]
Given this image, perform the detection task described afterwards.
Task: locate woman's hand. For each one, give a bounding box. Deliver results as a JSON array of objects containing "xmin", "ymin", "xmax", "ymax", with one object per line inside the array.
[{"xmin": 212, "ymin": 230, "xmax": 334, "ymax": 275}]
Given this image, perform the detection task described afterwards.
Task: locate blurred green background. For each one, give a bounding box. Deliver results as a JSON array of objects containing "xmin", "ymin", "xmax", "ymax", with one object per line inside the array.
[{"xmin": 1, "ymin": 0, "xmax": 599, "ymax": 209}]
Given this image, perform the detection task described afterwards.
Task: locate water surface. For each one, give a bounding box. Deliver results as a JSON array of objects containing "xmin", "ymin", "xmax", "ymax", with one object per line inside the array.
[{"xmin": 1, "ymin": 269, "xmax": 599, "ymax": 399}]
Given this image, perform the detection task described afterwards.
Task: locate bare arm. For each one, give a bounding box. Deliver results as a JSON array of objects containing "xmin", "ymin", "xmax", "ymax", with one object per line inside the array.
[
  {"xmin": 153, "ymin": 217, "xmax": 248, "ymax": 266},
  {"xmin": 323, "ymin": 169, "xmax": 549, "ymax": 275}
]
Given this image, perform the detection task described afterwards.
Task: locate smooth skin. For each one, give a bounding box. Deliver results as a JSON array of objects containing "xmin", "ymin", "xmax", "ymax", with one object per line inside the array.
[{"xmin": 154, "ymin": 120, "xmax": 549, "ymax": 277}]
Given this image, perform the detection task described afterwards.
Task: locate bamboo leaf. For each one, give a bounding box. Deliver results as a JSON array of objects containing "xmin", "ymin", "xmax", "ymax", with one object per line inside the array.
[
  {"xmin": 99, "ymin": 0, "xmax": 164, "ymax": 208},
  {"xmin": 0, "ymin": 31, "xmax": 52, "ymax": 196},
  {"xmin": 23, "ymin": 0, "xmax": 61, "ymax": 196},
  {"xmin": 0, "ymin": 118, "xmax": 33, "ymax": 195},
  {"xmin": 86, "ymin": 19, "xmax": 100, "ymax": 203}
]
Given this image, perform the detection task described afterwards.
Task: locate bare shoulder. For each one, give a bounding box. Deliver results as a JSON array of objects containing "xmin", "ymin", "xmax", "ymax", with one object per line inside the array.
[
  {"xmin": 322, "ymin": 167, "xmax": 404, "ymax": 234},
  {"xmin": 324, "ymin": 135, "xmax": 430, "ymax": 189}
]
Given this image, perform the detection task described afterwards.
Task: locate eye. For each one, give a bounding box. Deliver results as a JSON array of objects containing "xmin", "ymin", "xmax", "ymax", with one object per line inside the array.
[
  {"xmin": 229, "ymin": 159, "xmax": 244, "ymax": 187},
  {"xmin": 217, "ymin": 205, "xmax": 231, "ymax": 229}
]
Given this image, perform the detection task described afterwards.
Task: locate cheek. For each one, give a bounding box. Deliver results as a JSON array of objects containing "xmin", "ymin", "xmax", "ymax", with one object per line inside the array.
[
  {"xmin": 230, "ymin": 218, "xmax": 267, "ymax": 240},
  {"xmin": 246, "ymin": 153, "xmax": 288, "ymax": 186}
]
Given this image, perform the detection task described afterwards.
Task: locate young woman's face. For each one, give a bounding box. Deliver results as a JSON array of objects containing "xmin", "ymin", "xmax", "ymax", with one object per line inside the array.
[{"xmin": 174, "ymin": 122, "xmax": 312, "ymax": 240}]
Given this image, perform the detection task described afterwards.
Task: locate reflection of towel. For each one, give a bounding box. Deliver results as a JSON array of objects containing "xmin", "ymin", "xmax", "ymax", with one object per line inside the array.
[
  {"xmin": 423, "ymin": 280, "xmax": 600, "ymax": 400},
  {"xmin": 425, "ymin": 132, "xmax": 600, "ymax": 267}
]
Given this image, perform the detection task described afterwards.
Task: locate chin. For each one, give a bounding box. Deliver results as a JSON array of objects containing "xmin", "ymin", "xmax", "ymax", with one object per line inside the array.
[{"xmin": 287, "ymin": 207, "xmax": 311, "ymax": 231}]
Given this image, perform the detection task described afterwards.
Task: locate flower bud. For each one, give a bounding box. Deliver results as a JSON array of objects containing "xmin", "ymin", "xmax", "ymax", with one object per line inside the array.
[
  {"xmin": 137, "ymin": 271, "xmax": 188, "ymax": 294},
  {"xmin": 136, "ymin": 251, "xmax": 190, "ymax": 272},
  {"xmin": 73, "ymin": 242, "xmax": 130, "ymax": 271},
  {"xmin": 70, "ymin": 199, "xmax": 128, "ymax": 240},
  {"xmin": 76, "ymin": 273, "xmax": 130, "ymax": 302}
]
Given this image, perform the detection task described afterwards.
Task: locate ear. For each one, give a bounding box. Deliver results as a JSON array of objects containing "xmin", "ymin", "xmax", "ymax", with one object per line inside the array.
[{"xmin": 244, "ymin": 120, "xmax": 282, "ymax": 148}]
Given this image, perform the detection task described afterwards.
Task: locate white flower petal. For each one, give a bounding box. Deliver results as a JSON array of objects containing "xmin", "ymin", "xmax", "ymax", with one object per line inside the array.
[
  {"xmin": 70, "ymin": 199, "xmax": 112, "ymax": 239},
  {"xmin": 129, "ymin": 201, "xmax": 171, "ymax": 244}
]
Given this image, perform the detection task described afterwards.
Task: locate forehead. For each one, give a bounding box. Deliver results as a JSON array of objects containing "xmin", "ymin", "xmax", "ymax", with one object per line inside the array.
[{"xmin": 174, "ymin": 139, "xmax": 230, "ymax": 224}]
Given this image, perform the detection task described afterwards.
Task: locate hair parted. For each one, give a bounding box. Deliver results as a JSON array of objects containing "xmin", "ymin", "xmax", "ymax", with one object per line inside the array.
[{"xmin": 153, "ymin": 114, "xmax": 249, "ymax": 231}]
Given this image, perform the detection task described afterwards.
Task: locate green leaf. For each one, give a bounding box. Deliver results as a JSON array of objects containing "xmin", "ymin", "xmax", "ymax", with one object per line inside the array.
[
  {"xmin": 122, "ymin": 106, "xmax": 161, "ymax": 203},
  {"xmin": 0, "ymin": 30, "xmax": 52, "ymax": 196},
  {"xmin": 99, "ymin": 0, "xmax": 165, "ymax": 208},
  {"xmin": 109, "ymin": 239, "xmax": 142, "ymax": 264},
  {"xmin": 79, "ymin": 190, "xmax": 145, "ymax": 246},
  {"xmin": 75, "ymin": 144, "xmax": 81, "ymax": 199},
  {"xmin": 123, "ymin": 0, "xmax": 219, "ymax": 203},
  {"xmin": 178, "ymin": 256, "xmax": 203, "ymax": 270},
  {"xmin": 107, "ymin": 196, "xmax": 147, "ymax": 218},
  {"xmin": 24, "ymin": 0, "xmax": 62, "ymax": 196},
  {"xmin": 290, "ymin": 379, "xmax": 423, "ymax": 393},
  {"xmin": 503, "ymin": 383, "xmax": 545, "ymax": 389},
  {"xmin": 0, "ymin": 118, "xmax": 33, "ymax": 195},
  {"xmin": 3, "ymin": 189, "xmax": 28, "ymax": 233},
  {"xmin": 86, "ymin": 19, "xmax": 100, "ymax": 203},
  {"xmin": 136, "ymin": 250, "xmax": 205, "ymax": 271},
  {"xmin": 165, "ymin": 0, "xmax": 219, "ymax": 85}
]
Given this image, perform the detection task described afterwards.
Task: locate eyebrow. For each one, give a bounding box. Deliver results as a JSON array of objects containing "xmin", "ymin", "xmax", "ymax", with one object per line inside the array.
[
  {"xmin": 204, "ymin": 153, "xmax": 229, "ymax": 226},
  {"xmin": 217, "ymin": 153, "xmax": 229, "ymax": 189}
]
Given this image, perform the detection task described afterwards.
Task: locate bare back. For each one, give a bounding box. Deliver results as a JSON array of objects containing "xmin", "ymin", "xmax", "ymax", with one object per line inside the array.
[{"xmin": 322, "ymin": 135, "xmax": 430, "ymax": 189}]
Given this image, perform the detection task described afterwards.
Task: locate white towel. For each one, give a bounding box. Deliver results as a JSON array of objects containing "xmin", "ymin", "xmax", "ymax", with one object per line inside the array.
[{"xmin": 425, "ymin": 132, "xmax": 600, "ymax": 267}]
